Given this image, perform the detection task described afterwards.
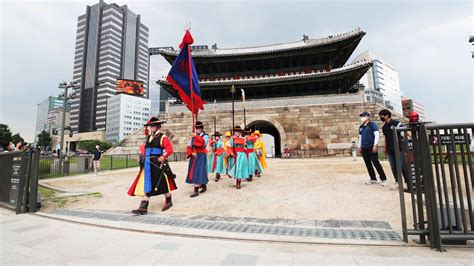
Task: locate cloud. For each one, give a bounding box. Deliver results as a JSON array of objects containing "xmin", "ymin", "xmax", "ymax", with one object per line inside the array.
[{"xmin": 1, "ymin": 0, "xmax": 472, "ymax": 142}]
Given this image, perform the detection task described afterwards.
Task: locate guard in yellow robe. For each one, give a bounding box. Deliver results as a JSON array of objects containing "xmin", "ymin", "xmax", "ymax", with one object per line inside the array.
[{"xmin": 253, "ymin": 130, "xmax": 267, "ymax": 177}]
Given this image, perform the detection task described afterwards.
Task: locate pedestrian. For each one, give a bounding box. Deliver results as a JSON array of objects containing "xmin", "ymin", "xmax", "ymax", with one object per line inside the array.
[
  {"xmin": 379, "ymin": 109, "xmax": 410, "ymax": 190},
  {"xmin": 283, "ymin": 144, "xmax": 290, "ymax": 159},
  {"xmin": 351, "ymin": 141, "xmax": 357, "ymax": 161},
  {"xmin": 253, "ymin": 130, "xmax": 267, "ymax": 176},
  {"xmin": 92, "ymin": 144, "xmax": 103, "ymax": 175},
  {"xmin": 244, "ymin": 127, "xmax": 263, "ymax": 181},
  {"xmin": 7, "ymin": 142, "xmax": 16, "ymax": 151},
  {"xmin": 186, "ymin": 121, "xmax": 209, "ymax": 197},
  {"xmin": 228, "ymin": 126, "xmax": 249, "ymax": 189},
  {"xmin": 358, "ymin": 111, "xmax": 387, "ymax": 186},
  {"xmin": 208, "ymin": 132, "xmax": 226, "ymax": 182},
  {"xmin": 128, "ymin": 116, "xmax": 177, "ymax": 214}
]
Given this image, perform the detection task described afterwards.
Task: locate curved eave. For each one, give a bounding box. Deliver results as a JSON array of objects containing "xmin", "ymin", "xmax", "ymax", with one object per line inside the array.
[
  {"xmin": 157, "ymin": 61, "xmax": 372, "ymax": 98},
  {"xmin": 160, "ymin": 30, "xmax": 365, "ymax": 60}
]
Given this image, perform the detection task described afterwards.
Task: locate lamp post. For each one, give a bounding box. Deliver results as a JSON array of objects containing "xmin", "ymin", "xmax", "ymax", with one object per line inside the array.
[{"xmin": 58, "ymin": 81, "xmax": 78, "ymax": 174}]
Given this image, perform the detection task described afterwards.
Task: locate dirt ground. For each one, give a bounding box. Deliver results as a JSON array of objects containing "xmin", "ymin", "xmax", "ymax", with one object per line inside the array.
[{"xmin": 40, "ymin": 157, "xmax": 409, "ymax": 231}]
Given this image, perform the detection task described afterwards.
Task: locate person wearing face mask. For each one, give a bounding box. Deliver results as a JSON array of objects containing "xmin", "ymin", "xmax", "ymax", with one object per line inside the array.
[
  {"xmin": 358, "ymin": 111, "xmax": 387, "ymax": 186},
  {"xmin": 379, "ymin": 109, "xmax": 410, "ymax": 190},
  {"xmin": 128, "ymin": 116, "xmax": 177, "ymax": 214},
  {"xmin": 92, "ymin": 144, "xmax": 103, "ymax": 176},
  {"xmin": 186, "ymin": 121, "xmax": 209, "ymax": 197}
]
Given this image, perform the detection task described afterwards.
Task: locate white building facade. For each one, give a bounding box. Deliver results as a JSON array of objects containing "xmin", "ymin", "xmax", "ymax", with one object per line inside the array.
[
  {"xmin": 105, "ymin": 94, "xmax": 151, "ymax": 142},
  {"xmin": 355, "ymin": 51, "xmax": 403, "ymax": 115}
]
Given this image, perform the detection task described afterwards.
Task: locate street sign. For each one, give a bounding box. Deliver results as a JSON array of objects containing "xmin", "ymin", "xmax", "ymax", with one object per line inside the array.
[{"xmin": 429, "ymin": 134, "xmax": 471, "ymax": 145}]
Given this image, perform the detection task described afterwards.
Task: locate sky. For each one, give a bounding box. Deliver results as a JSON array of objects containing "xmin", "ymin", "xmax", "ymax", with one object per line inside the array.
[{"xmin": 0, "ymin": 0, "xmax": 472, "ymax": 142}]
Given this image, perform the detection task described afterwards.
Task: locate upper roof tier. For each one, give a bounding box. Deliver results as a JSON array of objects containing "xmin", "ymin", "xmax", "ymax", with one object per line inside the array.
[
  {"xmin": 157, "ymin": 59, "xmax": 372, "ymax": 102},
  {"xmin": 158, "ymin": 28, "xmax": 365, "ymax": 69}
]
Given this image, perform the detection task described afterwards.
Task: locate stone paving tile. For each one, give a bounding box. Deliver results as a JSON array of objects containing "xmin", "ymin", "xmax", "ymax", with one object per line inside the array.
[
  {"xmin": 317, "ymin": 219, "xmax": 341, "ymax": 228},
  {"xmin": 354, "ymin": 255, "xmax": 388, "ymax": 266},
  {"xmin": 322, "ymin": 254, "xmax": 357, "ymax": 265},
  {"xmin": 293, "ymin": 253, "xmax": 324, "ymax": 265},
  {"xmin": 362, "ymin": 220, "xmax": 393, "ymax": 230},
  {"xmin": 340, "ymin": 220, "xmax": 365, "ymax": 228},
  {"xmin": 383, "ymin": 256, "xmax": 423, "ymax": 265},
  {"xmin": 18, "ymin": 235, "xmax": 63, "ymax": 248},
  {"xmin": 220, "ymin": 253, "xmax": 259, "ymax": 266},
  {"xmin": 152, "ymin": 242, "xmax": 181, "ymax": 251},
  {"xmin": 11, "ymin": 224, "xmax": 48, "ymax": 233}
]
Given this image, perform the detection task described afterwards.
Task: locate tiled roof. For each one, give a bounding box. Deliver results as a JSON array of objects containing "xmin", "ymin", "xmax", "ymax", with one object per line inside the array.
[{"xmin": 159, "ymin": 28, "xmax": 364, "ymax": 57}]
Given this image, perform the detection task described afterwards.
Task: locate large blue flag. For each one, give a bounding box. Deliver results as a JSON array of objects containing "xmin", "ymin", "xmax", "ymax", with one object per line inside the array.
[{"xmin": 166, "ymin": 31, "xmax": 205, "ymax": 114}]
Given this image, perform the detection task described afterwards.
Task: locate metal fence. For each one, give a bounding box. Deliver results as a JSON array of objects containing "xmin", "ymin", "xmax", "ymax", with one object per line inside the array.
[
  {"xmin": 0, "ymin": 149, "xmax": 40, "ymax": 214},
  {"xmin": 394, "ymin": 123, "xmax": 473, "ymax": 251},
  {"xmin": 38, "ymin": 152, "xmax": 187, "ymax": 178}
]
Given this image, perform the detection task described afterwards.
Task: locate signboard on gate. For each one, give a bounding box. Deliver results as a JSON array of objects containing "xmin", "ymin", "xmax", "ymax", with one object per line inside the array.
[
  {"xmin": 9, "ymin": 155, "xmax": 23, "ymax": 206},
  {"xmin": 429, "ymin": 134, "xmax": 471, "ymax": 146}
]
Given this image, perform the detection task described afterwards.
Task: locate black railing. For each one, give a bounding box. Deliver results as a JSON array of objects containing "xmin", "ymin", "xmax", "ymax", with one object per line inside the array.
[
  {"xmin": 394, "ymin": 123, "xmax": 474, "ymax": 251},
  {"xmin": 38, "ymin": 152, "xmax": 187, "ymax": 178}
]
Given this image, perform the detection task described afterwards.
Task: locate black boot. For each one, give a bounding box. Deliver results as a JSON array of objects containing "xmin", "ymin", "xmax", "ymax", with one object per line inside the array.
[
  {"xmin": 131, "ymin": 200, "xmax": 149, "ymax": 215},
  {"xmin": 161, "ymin": 195, "xmax": 173, "ymax": 212},
  {"xmin": 215, "ymin": 173, "xmax": 221, "ymax": 182},
  {"xmin": 247, "ymin": 176, "xmax": 253, "ymax": 182},
  {"xmin": 236, "ymin": 179, "xmax": 241, "ymax": 189},
  {"xmin": 190, "ymin": 186, "xmax": 199, "ymax": 197},
  {"xmin": 199, "ymin": 184, "xmax": 207, "ymax": 193}
]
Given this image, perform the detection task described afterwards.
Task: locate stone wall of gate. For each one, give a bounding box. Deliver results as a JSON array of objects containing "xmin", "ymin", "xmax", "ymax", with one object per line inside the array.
[{"xmin": 107, "ymin": 92, "xmax": 406, "ymax": 157}]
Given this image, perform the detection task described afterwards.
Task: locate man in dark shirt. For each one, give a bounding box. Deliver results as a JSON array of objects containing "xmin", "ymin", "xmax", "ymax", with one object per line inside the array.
[
  {"xmin": 93, "ymin": 144, "xmax": 103, "ymax": 175},
  {"xmin": 379, "ymin": 109, "xmax": 409, "ymax": 190},
  {"xmin": 358, "ymin": 111, "xmax": 387, "ymax": 186}
]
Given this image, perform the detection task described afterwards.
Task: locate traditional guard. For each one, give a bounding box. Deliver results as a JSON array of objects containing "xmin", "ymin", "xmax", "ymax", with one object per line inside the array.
[
  {"xmin": 228, "ymin": 126, "xmax": 249, "ymax": 189},
  {"xmin": 128, "ymin": 116, "xmax": 177, "ymax": 214},
  {"xmin": 253, "ymin": 130, "xmax": 267, "ymax": 176},
  {"xmin": 186, "ymin": 121, "xmax": 209, "ymax": 197},
  {"xmin": 208, "ymin": 132, "xmax": 226, "ymax": 182},
  {"xmin": 244, "ymin": 128, "xmax": 263, "ymax": 181}
]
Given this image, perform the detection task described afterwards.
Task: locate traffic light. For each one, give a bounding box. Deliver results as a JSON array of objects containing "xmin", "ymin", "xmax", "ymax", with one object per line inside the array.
[{"xmin": 52, "ymin": 128, "xmax": 58, "ymax": 135}]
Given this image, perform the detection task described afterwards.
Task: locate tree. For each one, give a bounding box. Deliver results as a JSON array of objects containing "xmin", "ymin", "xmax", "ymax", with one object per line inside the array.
[
  {"xmin": 12, "ymin": 133, "xmax": 24, "ymax": 145},
  {"xmin": 0, "ymin": 124, "xmax": 12, "ymax": 149},
  {"xmin": 37, "ymin": 130, "xmax": 52, "ymax": 150},
  {"xmin": 78, "ymin": 140, "xmax": 113, "ymax": 153}
]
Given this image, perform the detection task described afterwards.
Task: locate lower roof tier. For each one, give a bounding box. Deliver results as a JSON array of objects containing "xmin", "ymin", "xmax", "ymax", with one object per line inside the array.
[{"xmin": 157, "ymin": 61, "xmax": 372, "ymax": 102}]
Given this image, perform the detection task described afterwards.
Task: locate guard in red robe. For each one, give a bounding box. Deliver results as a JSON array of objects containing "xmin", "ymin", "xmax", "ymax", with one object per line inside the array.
[{"xmin": 128, "ymin": 117, "xmax": 177, "ymax": 214}]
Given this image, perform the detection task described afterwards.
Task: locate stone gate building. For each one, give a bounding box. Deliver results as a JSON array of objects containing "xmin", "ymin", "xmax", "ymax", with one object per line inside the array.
[{"xmin": 107, "ymin": 28, "xmax": 405, "ymax": 157}]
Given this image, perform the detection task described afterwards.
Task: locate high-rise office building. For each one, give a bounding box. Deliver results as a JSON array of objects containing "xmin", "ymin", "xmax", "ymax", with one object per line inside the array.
[
  {"xmin": 355, "ymin": 51, "xmax": 403, "ymax": 115},
  {"xmin": 35, "ymin": 96, "xmax": 69, "ymax": 138},
  {"xmin": 70, "ymin": 0, "xmax": 149, "ymax": 133}
]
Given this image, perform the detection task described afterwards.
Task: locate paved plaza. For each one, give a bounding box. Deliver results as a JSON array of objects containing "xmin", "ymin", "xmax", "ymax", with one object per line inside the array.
[
  {"xmin": 2, "ymin": 157, "xmax": 472, "ymax": 264},
  {"xmin": 1, "ymin": 208, "xmax": 474, "ymax": 265}
]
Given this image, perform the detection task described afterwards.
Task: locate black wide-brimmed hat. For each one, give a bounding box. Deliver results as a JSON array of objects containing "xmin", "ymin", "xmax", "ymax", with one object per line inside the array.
[
  {"xmin": 243, "ymin": 127, "xmax": 252, "ymax": 133},
  {"xmin": 232, "ymin": 126, "xmax": 243, "ymax": 132},
  {"xmin": 195, "ymin": 121, "xmax": 206, "ymax": 129},
  {"xmin": 144, "ymin": 116, "xmax": 166, "ymax": 126},
  {"xmin": 212, "ymin": 132, "xmax": 222, "ymax": 137}
]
